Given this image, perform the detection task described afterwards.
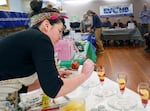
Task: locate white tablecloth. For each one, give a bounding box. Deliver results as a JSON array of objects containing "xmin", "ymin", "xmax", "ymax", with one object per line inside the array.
[
  {"xmin": 20, "ymin": 66, "xmax": 150, "ymax": 111},
  {"xmin": 55, "ymin": 66, "xmax": 150, "ymax": 111}
]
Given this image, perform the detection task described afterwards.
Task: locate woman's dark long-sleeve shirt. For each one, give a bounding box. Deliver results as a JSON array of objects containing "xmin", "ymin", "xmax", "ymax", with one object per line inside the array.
[{"xmin": 0, "ymin": 28, "xmax": 63, "ymax": 98}]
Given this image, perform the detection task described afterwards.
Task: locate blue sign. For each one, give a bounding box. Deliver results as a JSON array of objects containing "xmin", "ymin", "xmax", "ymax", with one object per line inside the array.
[{"xmin": 100, "ymin": 4, "xmax": 133, "ymax": 17}]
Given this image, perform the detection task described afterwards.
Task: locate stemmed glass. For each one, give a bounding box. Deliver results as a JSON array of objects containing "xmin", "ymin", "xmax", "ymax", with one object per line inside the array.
[
  {"xmin": 97, "ymin": 66, "xmax": 105, "ymax": 86},
  {"xmin": 95, "ymin": 66, "xmax": 105, "ymax": 97},
  {"xmin": 117, "ymin": 72, "xmax": 127, "ymax": 96},
  {"xmin": 116, "ymin": 72, "xmax": 128, "ymax": 111},
  {"xmin": 137, "ymin": 82, "xmax": 149, "ymax": 110}
]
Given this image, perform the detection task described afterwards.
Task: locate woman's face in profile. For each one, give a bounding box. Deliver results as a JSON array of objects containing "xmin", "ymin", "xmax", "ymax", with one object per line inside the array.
[{"xmin": 47, "ymin": 22, "xmax": 64, "ymax": 45}]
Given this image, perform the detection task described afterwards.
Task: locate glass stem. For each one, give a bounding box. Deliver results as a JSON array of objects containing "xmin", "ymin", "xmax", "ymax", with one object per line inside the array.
[{"xmin": 143, "ymin": 104, "xmax": 147, "ymax": 108}]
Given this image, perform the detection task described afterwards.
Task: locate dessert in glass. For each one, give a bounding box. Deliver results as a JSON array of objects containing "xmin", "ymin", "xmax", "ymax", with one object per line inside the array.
[
  {"xmin": 137, "ymin": 82, "xmax": 149, "ymax": 109},
  {"xmin": 97, "ymin": 66, "xmax": 105, "ymax": 86},
  {"xmin": 117, "ymin": 72, "xmax": 127, "ymax": 95},
  {"xmin": 94, "ymin": 66, "xmax": 106, "ymax": 98}
]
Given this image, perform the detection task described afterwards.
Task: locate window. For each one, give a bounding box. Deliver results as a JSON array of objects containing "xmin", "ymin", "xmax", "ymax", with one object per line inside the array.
[{"xmin": 0, "ymin": 0, "xmax": 9, "ymax": 10}]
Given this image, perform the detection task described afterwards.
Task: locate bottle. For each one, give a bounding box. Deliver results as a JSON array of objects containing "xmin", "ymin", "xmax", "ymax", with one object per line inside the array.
[{"xmin": 42, "ymin": 93, "xmax": 50, "ymax": 108}]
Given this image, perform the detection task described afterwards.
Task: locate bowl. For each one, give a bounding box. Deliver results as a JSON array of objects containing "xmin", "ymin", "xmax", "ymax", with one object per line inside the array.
[{"xmin": 60, "ymin": 98, "xmax": 86, "ymax": 111}]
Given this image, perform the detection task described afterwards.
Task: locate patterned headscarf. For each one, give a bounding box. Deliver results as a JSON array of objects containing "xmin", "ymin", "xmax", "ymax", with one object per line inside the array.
[{"xmin": 30, "ymin": 12, "xmax": 68, "ymax": 27}]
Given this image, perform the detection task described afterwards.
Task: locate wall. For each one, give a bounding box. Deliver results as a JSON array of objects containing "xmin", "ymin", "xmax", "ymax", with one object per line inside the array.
[
  {"xmin": 0, "ymin": 0, "xmax": 28, "ymax": 37},
  {"xmin": 1, "ymin": 0, "xmax": 150, "ymax": 25},
  {"xmin": 22, "ymin": 0, "xmax": 32, "ymax": 13},
  {"xmin": 8, "ymin": 0, "xmax": 23, "ymax": 12},
  {"xmin": 61, "ymin": 0, "xmax": 150, "ymax": 25},
  {"xmin": 0, "ymin": 0, "xmax": 31, "ymax": 12}
]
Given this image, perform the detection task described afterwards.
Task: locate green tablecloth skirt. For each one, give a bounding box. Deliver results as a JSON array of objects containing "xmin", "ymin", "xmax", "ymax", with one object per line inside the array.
[{"xmin": 60, "ymin": 41, "xmax": 97, "ymax": 68}]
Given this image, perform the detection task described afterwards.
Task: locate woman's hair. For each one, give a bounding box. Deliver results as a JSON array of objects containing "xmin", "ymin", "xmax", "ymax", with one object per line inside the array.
[
  {"xmin": 30, "ymin": 0, "xmax": 43, "ymax": 17},
  {"xmin": 87, "ymin": 10, "xmax": 95, "ymax": 15},
  {"xmin": 47, "ymin": 3, "xmax": 53, "ymax": 9},
  {"xmin": 30, "ymin": 0, "xmax": 66, "ymax": 28}
]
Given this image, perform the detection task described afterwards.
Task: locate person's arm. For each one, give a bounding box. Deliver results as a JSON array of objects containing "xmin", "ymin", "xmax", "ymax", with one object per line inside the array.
[
  {"xmin": 113, "ymin": 23, "xmax": 116, "ymax": 28},
  {"xmin": 126, "ymin": 21, "xmax": 129, "ymax": 27},
  {"xmin": 31, "ymin": 34, "xmax": 94, "ymax": 98},
  {"xmin": 139, "ymin": 10, "xmax": 144, "ymax": 19},
  {"xmin": 90, "ymin": 16, "xmax": 94, "ymax": 29},
  {"xmin": 56, "ymin": 73, "xmax": 87, "ymax": 97},
  {"xmin": 79, "ymin": 21, "xmax": 84, "ymax": 33},
  {"xmin": 108, "ymin": 21, "xmax": 112, "ymax": 28},
  {"xmin": 56, "ymin": 59, "xmax": 94, "ymax": 97},
  {"xmin": 144, "ymin": 32, "xmax": 150, "ymax": 37},
  {"xmin": 31, "ymin": 33, "xmax": 64, "ymax": 98},
  {"xmin": 134, "ymin": 21, "xmax": 137, "ymax": 27},
  {"xmin": 147, "ymin": 9, "xmax": 150, "ymax": 17}
]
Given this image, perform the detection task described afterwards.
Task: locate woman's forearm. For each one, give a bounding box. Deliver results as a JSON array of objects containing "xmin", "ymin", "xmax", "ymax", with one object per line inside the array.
[
  {"xmin": 56, "ymin": 59, "xmax": 94, "ymax": 98},
  {"xmin": 55, "ymin": 73, "xmax": 87, "ymax": 97}
]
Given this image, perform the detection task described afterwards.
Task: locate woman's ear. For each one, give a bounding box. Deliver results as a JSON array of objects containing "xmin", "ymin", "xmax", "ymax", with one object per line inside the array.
[{"xmin": 39, "ymin": 19, "xmax": 51, "ymax": 33}]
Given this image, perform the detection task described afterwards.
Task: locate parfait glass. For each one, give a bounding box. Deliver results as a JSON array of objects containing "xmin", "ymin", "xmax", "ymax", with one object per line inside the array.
[
  {"xmin": 97, "ymin": 66, "xmax": 105, "ymax": 86},
  {"xmin": 116, "ymin": 72, "xmax": 128, "ymax": 111},
  {"xmin": 137, "ymin": 82, "xmax": 149, "ymax": 110},
  {"xmin": 117, "ymin": 72, "xmax": 127, "ymax": 97},
  {"xmin": 95, "ymin": 66, "xmax": 105, "ymax": 97}
]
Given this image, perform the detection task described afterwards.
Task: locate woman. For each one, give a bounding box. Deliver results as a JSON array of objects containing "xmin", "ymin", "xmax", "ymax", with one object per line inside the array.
[
  {"xmin": 80, "ymin": 13, "xmax": 92, "ymax": 33},
  {"xmin": 0, "ymin": 0, "xmax": 94, "ymax": 98}
]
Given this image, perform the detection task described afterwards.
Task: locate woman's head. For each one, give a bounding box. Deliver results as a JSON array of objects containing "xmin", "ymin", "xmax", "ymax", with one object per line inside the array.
[
  {"xmin": 87, "ymin": 10, "xmax": 95, "ymax": 16},
  {"xmin": 83, "ymin": 14, "xmax": 88, "ymax": 20},
  {"xmin": 30, "ymin": 0, "xmax": 43, "ymax": 16},
  {"xmin": 30, "ymin": 0, "xmax": 68, "ymax": 45}
]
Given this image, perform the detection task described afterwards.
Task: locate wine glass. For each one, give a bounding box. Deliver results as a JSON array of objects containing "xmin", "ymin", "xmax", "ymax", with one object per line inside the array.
[
  {"xmin": 117, "ymin": 72, "xmax": 127, "ymax": 96},
  {"xmin": 96, "ymin": 66, "xmax": 105, "ymax": 86},
  {"xmin": 116, "ymin": 72, "xmax": 128, "ymax": 111},
  {"xmin": 95, "ymin": 66, "xmax": 105, "ymax": 98},
  {"xmin": 137, "ymin": 82, "xmax": 149, "ymax": 109}
]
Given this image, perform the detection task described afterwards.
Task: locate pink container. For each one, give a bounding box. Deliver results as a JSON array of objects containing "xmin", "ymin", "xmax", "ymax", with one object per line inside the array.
[{"xmin": 54, "ymin": 39, "xmax": 74, "ymax": 60}]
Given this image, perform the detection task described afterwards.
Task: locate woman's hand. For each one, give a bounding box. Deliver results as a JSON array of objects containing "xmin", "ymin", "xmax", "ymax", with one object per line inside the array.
[
  {"xmin": 58, "ymin": 68, "xmax": 72, "ymax": 78},
  {"xmin": 82, "ymin": 59, "xmax": 94, "ymax": 78},
  {"xmin": 56, "ymin": 59, "xmax": 94, "ymax": 97}
]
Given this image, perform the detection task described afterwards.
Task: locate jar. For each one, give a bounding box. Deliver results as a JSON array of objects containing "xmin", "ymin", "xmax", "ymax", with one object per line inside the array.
[{"xmin": 42, "ymin": 93, "xmax": 50, "ymax": 108}]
